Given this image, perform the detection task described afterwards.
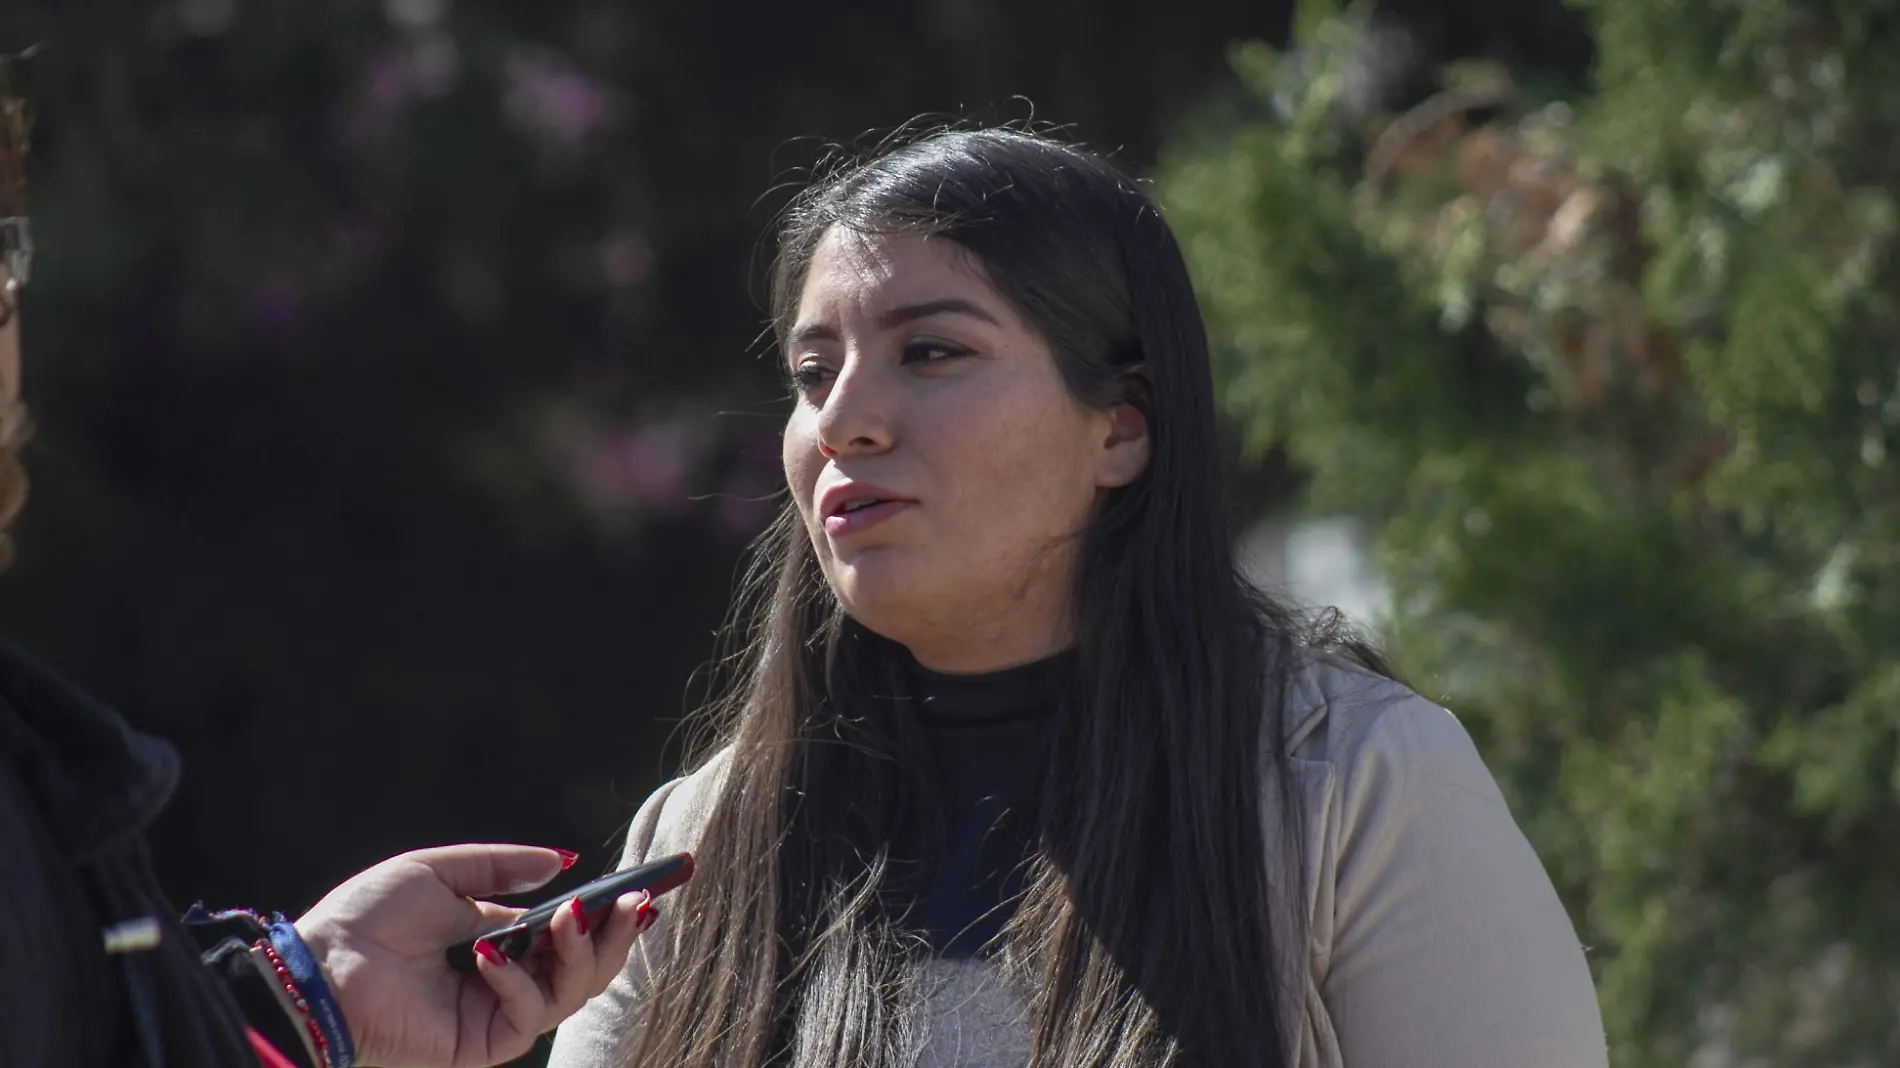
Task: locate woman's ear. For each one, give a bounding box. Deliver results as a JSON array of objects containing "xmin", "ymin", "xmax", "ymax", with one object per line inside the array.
[{"xmin": 1096, "ymin": 398, "xmax": 1152, "ymax": 489}]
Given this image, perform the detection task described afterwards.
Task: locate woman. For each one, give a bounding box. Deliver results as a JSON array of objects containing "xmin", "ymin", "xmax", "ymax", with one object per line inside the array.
[
  {"xmin": 0, "ymin": 258, "xmax": 657, "ymax": 1066},
  {"xmin": 550, "ymin": 128, "xmax": 1608, "ymax": 1068}
]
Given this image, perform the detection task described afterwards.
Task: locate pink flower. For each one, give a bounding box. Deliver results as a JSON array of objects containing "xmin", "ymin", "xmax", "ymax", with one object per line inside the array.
[
  {"xmin": 557, "ymin": 418, "xmax": 694, "ymax": 520},
  {"xmin": 503, "ymin": 48, "xmax": 614, "ymax": 151},
  {"xmin": 338, "ymin": 38, "xmax": 460, "ymax": 147}
]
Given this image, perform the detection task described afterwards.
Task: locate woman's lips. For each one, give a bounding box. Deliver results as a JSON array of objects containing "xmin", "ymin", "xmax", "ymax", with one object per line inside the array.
[{"xmin": 823, "ymin": 499, "xmax": 914, "ymax": 537}]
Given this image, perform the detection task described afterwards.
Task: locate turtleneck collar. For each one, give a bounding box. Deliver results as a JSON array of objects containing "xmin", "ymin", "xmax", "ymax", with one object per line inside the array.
[{"xmin": 902, "ymin": 649, "xmax": 1071, "ymax": 724}]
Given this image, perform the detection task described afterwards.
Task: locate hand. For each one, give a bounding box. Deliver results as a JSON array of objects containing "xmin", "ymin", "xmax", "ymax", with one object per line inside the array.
[{"xmin": 294, "ymin": 844, "xmax": 656, "ymax": 1068}]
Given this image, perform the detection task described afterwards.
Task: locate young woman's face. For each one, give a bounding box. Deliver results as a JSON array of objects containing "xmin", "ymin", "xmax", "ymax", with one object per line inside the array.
[{"xmin": 782, "ymin": 228, "xmax": 1148, "ymax": 673}]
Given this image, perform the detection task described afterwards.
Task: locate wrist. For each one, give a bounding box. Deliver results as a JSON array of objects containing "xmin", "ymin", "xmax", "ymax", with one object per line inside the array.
[
  {"xmin": 290, "ymin": 917, "xmax": 344, "ymax": 998},
  {"xmin": 266, "ymin": 921, "xmax": 359, "ymax": 1068},
  {"xmin": 294, "ymin": 915, "xmax": 381, "ymax": 1065}
]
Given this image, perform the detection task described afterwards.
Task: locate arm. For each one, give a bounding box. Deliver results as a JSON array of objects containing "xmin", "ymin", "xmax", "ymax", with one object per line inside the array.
[
  {"xmin": 293, "ymin": 843, "xmax": 654, "ymax": 1068},
  {"xmin": 1321, "ymin": 696, "xmax": 1608, "ymax": 1068}
]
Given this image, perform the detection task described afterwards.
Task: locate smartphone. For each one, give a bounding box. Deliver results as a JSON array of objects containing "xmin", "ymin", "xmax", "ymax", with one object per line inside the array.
[{"xmin": 445, "ymin": 851, "xmax": 694, "ymax": 974}]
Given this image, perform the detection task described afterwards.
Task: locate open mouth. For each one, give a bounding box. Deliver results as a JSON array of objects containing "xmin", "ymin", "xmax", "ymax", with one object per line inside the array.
[{"xmin": 822, "ymin": 493, "xmax": 913, "ymax": 536}]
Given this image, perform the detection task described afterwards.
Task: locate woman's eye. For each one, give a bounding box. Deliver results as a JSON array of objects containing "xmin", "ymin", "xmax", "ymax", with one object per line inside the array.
[
  {"xmin": 789, "ymin": 362, "xmax": 834, "ymax": 395},
  {"xmin": 901, "ymin": 339, "xmax": 970, "ymax": 365}
]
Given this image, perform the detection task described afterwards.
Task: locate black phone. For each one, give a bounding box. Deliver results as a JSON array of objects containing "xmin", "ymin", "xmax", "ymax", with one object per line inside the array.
[{"xmin": 445, "ymin": 851, "xmax": 694, "ymax": 974}]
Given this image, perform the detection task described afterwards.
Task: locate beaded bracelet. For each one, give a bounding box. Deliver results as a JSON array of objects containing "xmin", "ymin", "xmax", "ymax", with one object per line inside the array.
[
  {"xmin": 240, "ymin": 943, "xmax": 325, "ymax": 1068},
  {"xmin": 264, "ymin": 922, "xmax": 357, "ymax": 1068},
  {"xmin": 255, "ymin": 937, "xmax": 335, "ymax": 1068}
]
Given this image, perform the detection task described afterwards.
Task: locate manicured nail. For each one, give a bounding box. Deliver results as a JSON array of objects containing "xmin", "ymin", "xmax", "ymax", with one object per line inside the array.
[
  {"xmin": 569, "ymin": 896, "xmax": 590, "ymax": 937},
  {"xmin": 473, "ymin": 938, "xmax": 507, "ymax": 967},
  {"xmin": 636, "ymin": 901, "xmax": 658, "ymax": 932},
  {"xmin": 553, "ymin": 848, "xmax": 581, "ymax": 871}
]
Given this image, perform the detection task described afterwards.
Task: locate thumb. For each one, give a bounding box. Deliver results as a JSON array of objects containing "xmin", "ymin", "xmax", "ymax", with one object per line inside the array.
[{"xmin": 405, "ymin": 844, "xmax": 567, "ymax": 899}]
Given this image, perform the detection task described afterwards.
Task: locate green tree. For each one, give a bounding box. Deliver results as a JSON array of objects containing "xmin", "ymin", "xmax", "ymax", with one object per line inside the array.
[{"xmin": 1160, "ymin": 1, "xmax": 1900, "ymax": 1063}]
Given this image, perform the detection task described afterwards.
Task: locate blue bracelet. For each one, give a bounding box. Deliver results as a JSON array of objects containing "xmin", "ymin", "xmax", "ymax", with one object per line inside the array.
[{"xmin": 267, "ymin": 921, "xmax": 357, "ymax": 1068}]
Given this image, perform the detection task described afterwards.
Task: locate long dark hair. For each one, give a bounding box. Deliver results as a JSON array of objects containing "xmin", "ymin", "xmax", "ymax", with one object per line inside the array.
[{"xmin": 630, "ymin": 127, "xmax": 1375, "ymax": 1068}]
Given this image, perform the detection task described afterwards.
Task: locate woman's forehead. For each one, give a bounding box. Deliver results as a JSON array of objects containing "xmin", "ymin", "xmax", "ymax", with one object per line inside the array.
[{"xmin": 799, "ymin": 228, "xmax": 990, "ymax": 313}]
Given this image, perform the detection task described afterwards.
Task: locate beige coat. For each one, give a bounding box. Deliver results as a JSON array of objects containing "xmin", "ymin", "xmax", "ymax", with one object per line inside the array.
[{"xmin": 549, "ymin": 656, "xmax": 1610, "ymax": 1068}]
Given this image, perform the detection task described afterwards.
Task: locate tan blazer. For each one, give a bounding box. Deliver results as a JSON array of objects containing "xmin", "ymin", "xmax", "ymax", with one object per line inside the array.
[{"xmin": 549, "ymin": 656, "xmax": 1609, "ymax": 1068}]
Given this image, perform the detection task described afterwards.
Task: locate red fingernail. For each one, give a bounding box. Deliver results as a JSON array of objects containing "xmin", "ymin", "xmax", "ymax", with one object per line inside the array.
[
  {"xmin": 636, "ymin": 904, "xmax": 658, "ymax": 932},
  {"xmin": 569, "ymin": 896, "xmax": 590, "ymax": 937},
  {"xmin": 473, "ymin": 938, "xmax": 507, "ymax": 967},
  {"xmin": 553, "ymin": 848, "xmax": 581, "ymax": 871}
]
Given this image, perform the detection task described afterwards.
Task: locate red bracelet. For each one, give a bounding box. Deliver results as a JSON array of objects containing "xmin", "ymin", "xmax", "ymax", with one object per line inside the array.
[{"xmin": 255, "ymin": 938, "xmax": 334, "ymax": 1068}]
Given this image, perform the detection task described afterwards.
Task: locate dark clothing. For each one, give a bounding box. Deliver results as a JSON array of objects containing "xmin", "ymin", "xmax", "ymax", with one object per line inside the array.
[
  {"xmin": 0, "ymin": 638, "xmax": 303, "ymax": 1068},
  {"xmin": 901, "ymin": 653, "xmax": 1061, "ymax": 958}
]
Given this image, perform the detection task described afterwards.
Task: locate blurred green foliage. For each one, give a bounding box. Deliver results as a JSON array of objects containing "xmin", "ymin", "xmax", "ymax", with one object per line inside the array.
[{"xmin": 1162, "ymin": 0, "xmax": 1900, "ymax": 1062}]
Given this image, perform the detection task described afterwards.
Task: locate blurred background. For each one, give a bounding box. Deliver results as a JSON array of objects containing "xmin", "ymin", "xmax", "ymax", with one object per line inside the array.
[{"xmin": 3, "ymin": 0, "xmax": 1897, "ymax": 1064}]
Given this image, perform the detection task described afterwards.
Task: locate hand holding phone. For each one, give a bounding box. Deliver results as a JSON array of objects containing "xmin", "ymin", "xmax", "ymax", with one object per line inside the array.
[{"xmin": 445, "ymin": 851, "xmax": 694, "ymax": 974}]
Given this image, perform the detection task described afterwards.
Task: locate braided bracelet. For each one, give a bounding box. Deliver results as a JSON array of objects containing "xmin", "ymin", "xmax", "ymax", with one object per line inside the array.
[
  {"xmin": 263, "ymin": 922, "xmax": 357, "ymax": 1068},
  {"xmin": 255, "ymin": 937, "xmax": 335, "ymax": 1068}
]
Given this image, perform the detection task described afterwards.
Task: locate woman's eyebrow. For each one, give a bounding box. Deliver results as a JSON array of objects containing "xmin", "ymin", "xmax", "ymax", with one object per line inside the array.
[
  {"xmin": 786, "ymin": 322, "xmax": 838, "ymax": 351},
  {"xmin": 876, "ymin": 297, "xmax": 1000, "ymax": 330},
  {"xmin": 786, "ymin": 297, "xmax": 1002, "ymax": 355}
]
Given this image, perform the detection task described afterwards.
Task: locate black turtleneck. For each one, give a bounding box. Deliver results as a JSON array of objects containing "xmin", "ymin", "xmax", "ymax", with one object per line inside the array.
[{"xmin": 900, "ymin": 651, "xmax": 1065, "ymax": 959}]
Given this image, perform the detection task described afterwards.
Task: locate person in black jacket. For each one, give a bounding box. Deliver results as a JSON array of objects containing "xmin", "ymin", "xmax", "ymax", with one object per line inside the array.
[{"xmin": 0, "ymin": 237, "xmax": 657, "ymax": 1065}]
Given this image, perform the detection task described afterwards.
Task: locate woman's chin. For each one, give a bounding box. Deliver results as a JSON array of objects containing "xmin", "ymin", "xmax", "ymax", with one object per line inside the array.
[{"xmin": 828, "ymin": 569, "xmax": 938, "ymax": 642}]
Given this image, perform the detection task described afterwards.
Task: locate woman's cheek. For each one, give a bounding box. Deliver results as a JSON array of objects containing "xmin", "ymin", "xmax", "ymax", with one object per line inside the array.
[{"xmin": 781, "ymin": 421, "xmax": 819, "ymax": 508}]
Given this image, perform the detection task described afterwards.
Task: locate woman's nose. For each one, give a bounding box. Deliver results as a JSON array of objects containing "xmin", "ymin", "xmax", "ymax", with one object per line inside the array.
[{"xmin": 815, "ymin": 358, "xmax": 895, "ymax": 458}]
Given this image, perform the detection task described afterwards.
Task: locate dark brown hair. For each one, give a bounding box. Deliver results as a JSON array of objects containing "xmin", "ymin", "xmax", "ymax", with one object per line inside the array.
[{"xmin": 629, "ymin": 127, "xmax": 1377, "ymax": 1068}]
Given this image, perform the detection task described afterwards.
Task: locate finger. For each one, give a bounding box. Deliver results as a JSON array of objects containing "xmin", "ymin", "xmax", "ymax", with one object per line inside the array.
[
  {"xmin": 443, "ymin": 899, "xmax": 531, "ymax": 945},
  {"xmin": 472, "ymin": 938, "xmax": 555, "ymax": 1056},
  {"xmin": 587, "ymin": 890, "xmax": 654, "ymax": 997},
  {"xmin": 544, "ymin": 894, "xmax": 597, "ymax": 1015},
  {"xmin": 406, "ymin": 843, "xmax": 568, "ymax": 898},
  {"xmin": 471, "ymin": 900, "xmax": 527, "ymax": 927}
]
